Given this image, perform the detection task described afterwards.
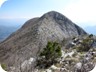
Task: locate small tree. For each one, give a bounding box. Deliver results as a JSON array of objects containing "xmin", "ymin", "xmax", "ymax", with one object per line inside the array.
[{"xmin": 37, "ymin": 41, "xmax": 62, "ymax": 68}]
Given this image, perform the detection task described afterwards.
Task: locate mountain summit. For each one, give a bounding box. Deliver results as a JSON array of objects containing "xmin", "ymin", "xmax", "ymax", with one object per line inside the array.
[{"xmin": 0, "ymin": 11, "xmax": 87, "ymax": 71}]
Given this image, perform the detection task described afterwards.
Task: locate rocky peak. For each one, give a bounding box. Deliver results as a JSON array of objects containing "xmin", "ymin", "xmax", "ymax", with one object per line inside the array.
[{"xmin": 41, "ymin": 11, "xmax": 70, "ymax": 21}]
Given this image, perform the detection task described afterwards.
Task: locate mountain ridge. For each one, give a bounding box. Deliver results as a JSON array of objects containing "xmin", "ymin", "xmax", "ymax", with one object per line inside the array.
[{"xmin": 0, "ymin": 11, "xmax": 87, "ymax": 72}]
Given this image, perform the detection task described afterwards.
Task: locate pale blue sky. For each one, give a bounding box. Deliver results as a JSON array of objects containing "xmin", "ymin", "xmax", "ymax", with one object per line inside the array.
[
  {"xmin": 0, "ymin": 0, "xmax": 70, "ymax": 19},
  {"xmin": 0, "ymin": 0, "xmax": 96, "ymax": 27}
]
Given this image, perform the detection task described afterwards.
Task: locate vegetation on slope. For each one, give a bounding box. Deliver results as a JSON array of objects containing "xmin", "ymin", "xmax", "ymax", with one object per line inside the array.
[{"xmin": 36, "ymin": 41, "xmax": 62, "ymax": 68}]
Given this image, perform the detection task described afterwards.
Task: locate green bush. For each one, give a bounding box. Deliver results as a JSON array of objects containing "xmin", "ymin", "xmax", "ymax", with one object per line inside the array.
[
  {"xmin": 37, "ymin": 41, "xmax": 62, "ymax": 68},
  {"xmin": 1, "ymin": 63, "xmax": 7, "ymax": 71}
]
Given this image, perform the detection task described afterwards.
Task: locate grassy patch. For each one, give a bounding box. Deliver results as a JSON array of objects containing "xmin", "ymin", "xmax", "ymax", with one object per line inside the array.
[{"xmin": 1, "ymin": 63, "xmax": 7, "ymax": 71}]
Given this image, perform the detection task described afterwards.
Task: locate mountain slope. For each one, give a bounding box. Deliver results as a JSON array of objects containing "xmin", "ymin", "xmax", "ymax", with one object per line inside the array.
[{"xmin": 0, "ymin": 11, "xmax": 87, "ymax": 71}]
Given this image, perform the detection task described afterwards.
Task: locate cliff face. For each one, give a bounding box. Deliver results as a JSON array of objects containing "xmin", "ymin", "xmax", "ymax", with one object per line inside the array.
[{"xmin": 0, "ymin": 11, "xmax": 87, "ymax": 71}]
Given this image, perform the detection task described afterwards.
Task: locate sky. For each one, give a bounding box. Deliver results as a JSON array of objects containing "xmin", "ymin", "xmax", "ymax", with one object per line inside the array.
[{"xmin": 0, "ymin": 0, "xmax": 96, "ymax": 28}]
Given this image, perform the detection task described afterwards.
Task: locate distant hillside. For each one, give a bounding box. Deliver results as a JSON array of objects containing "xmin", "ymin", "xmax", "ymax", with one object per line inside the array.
[
  {"xmin": 0, "ymin": 19, "xmax": 27, "ymax": 27},
  {"xmin": 0, "ymin": 25, "xmax": 19, "ymax": 41},
  {"xmin": 0, "ymin": 19, "xmax": 27, "ymax": 41},
  {"xmin": 84, "ymin": 26, "xmax": 96, "ymax": 35}
]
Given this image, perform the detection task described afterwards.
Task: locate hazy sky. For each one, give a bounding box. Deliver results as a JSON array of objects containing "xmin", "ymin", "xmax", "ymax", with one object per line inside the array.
[{"xmin": 0, "ymin": 0, "xmax": 96, "ymax": 27}]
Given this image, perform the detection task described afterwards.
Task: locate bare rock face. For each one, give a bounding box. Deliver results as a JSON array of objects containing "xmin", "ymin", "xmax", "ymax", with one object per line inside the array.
[{"xmin": 0, "ymin": 11, "xmax": 87, "ymax": 72}]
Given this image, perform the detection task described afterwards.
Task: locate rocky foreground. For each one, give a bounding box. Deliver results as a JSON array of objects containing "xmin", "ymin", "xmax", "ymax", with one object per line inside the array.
[
  {"xmin": 3, "ymin": 34, "xmax": 95, "ymax": 72},
  {"xmin": 1, "ymin": 47, "xmax": 96, "ymax": 72},
  {"xmin": 35, "ymin": 49, "xmax": 96, "ymax": 72},
  {"xmin": 33, "ymin": 35, "xmax": 96, "ymax": 72}
]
